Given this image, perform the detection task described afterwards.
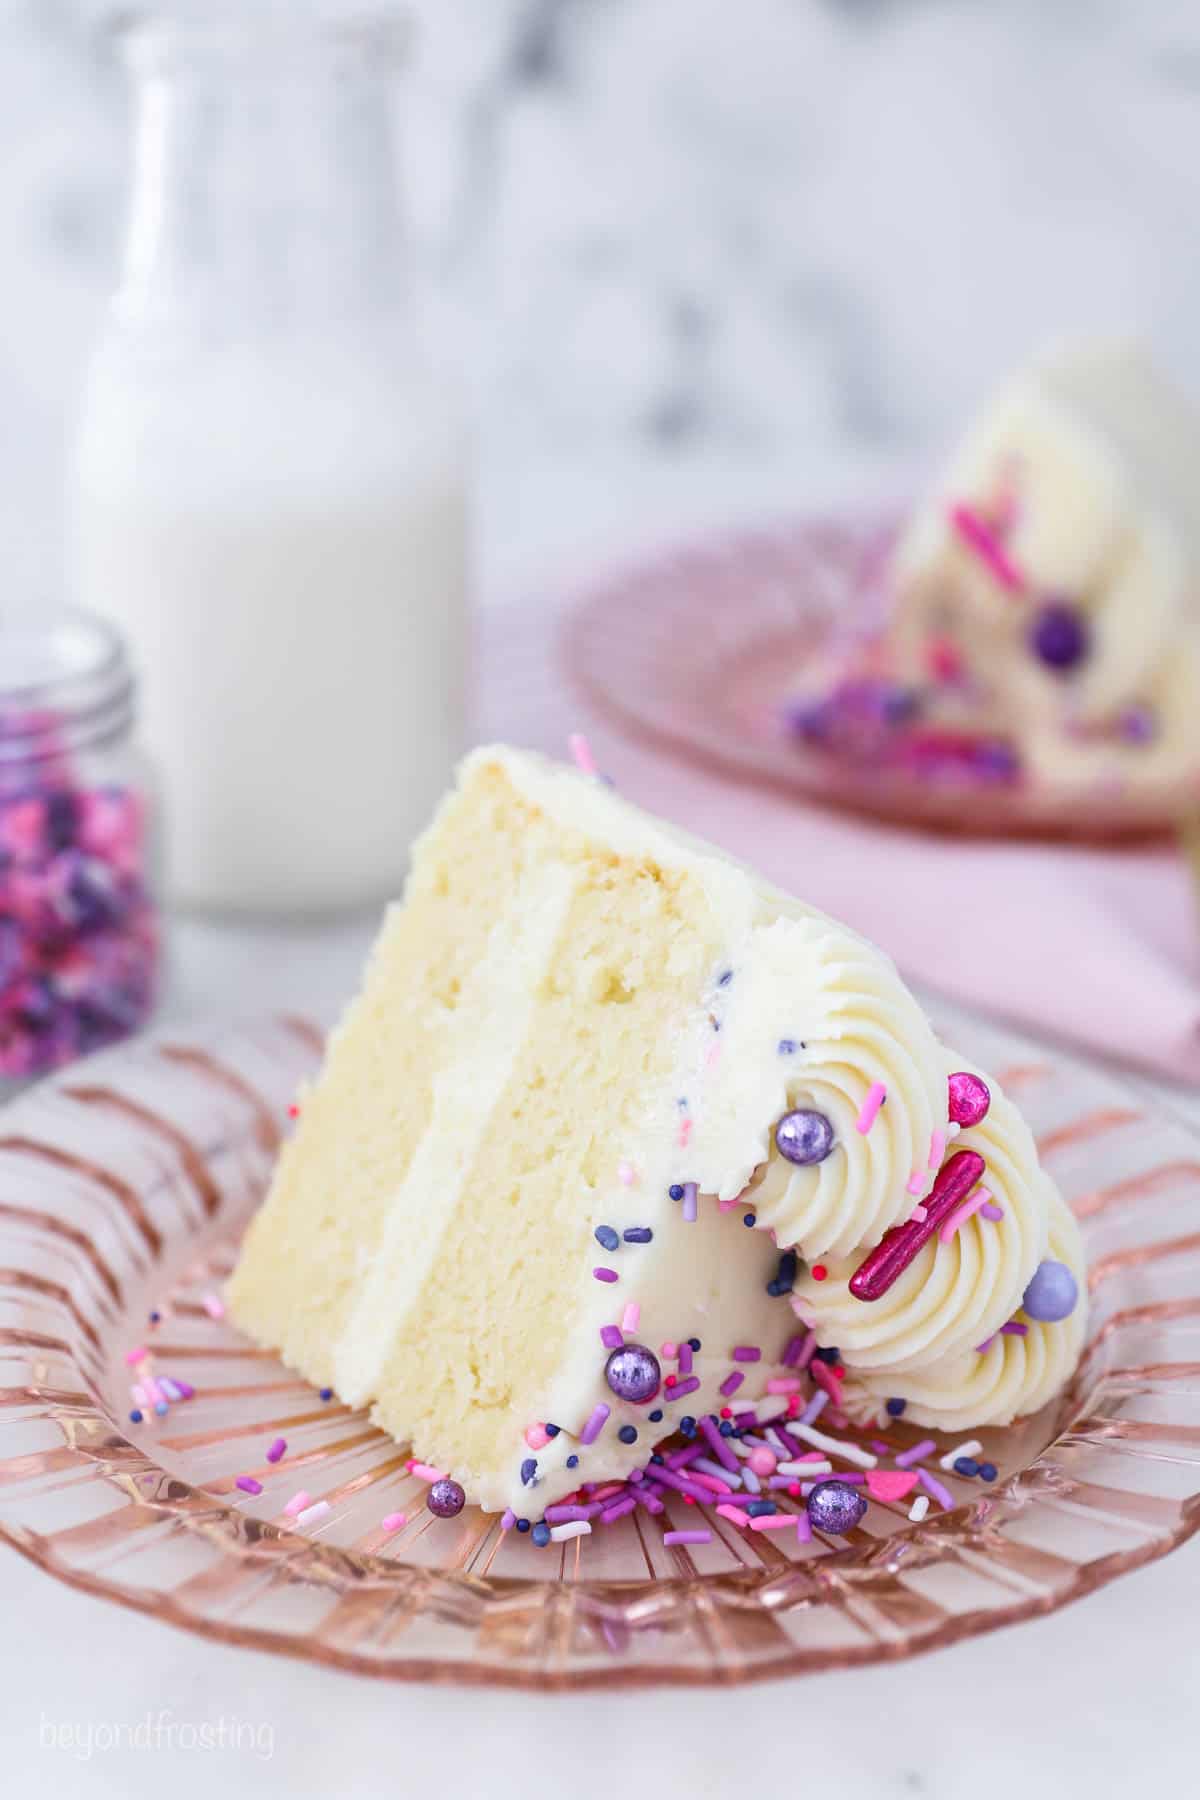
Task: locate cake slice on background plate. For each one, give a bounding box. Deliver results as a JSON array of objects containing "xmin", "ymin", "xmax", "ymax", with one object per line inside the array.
[{"xmin": 229, "ymin": 744, "xmax": 1083, "ymax": 1527}]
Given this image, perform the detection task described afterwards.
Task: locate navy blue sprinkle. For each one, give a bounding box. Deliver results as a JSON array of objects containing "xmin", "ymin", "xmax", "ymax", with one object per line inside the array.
[
  {"xmin": 648, "ymin": 1409, "xmax": 663, "ymax": 1423},
  {"xmin": 650, "ymin": 1454, "xmax": 665, "ymax": 1465},
  {"xmin": 953, "ymin": 1456, "xmax": 981, "ymax": 1478},
  {"xmin": 680, "ymin": 1415, "xmax": 696, "ymax": 1433},
  {"xmin": 129, "ymin": 1409, "xmax": 143, "ymax": 1423},
  {"xmin": 777, "ymin": 1038, "xmax": 796, "ymax": 1055},
  {"xmin": 979, "ymin": 1461, "xmax": 998, "ymax": 1482},
  {"xmin": 516, "ymin": 1517, "xmax": 531, "ymax": 1533},
  {"xmin": 777, "ymin": 1250, "xmax": 798, "ymax": 1286},
  {"xmin": 520, "ymin": 1458, "xmax": 537, "ymax": 1486},
  {"xmin": 885, "ymin": 1397, "xmax": 906, "ymax": 1417},
  {"xmin": 618, "ymin": 1425, "xmax": 638, "ymax": 1444},
  {"xmin": 594, "ymin": 1224, "xmax": 619, "ymax": 1252},
  {"xmin": 743, "ymin": 1213, "xmax": 756, "ymax": 1227},
  {"xmin": 718, "ymin": 969, "xmax": 733, "ymax": 986},
  {"xmin": 668, "ymin": 1184, "xmax": 684, "ymax": 1201},
  {"xmin": 623, "ymin": 1226, "xmax": 653, "ymax": 1244},
  {"xmin": 531, "ymin": 1522, "xmax": 551, "ymax": 1547},
  {"xmin": 149, "ymin": 1310, "xmax": 161, "ymax": 1323},
  {"xmin": 566, "ymin": 1454, "xmax": 579, "ymax": 1469},
  {"xmin": 766, "ymin": 1280, "xmax": 787, "ymax": 1297},
  {"xmin": 746, "ymin": 1500, "xmax": 777, "ymax": 1517},
  {"xmin": 718, "ymin": 1421, "xmax": 734, "ymax": 1437},
  {"xmin": 813, "ymin": 1345, "xmax": 841, "ymax": 1365},
  {"xmin": 688, "ymin": 1337, "xmax": 701, "ymax": 1351},
  {"xmin": 319, "ymin": 1388, "xmax": 333, "ymax": 1401},
  {"xmin": 544, "ymin": 1423, "xmax": 560, "ymax": 1437}
]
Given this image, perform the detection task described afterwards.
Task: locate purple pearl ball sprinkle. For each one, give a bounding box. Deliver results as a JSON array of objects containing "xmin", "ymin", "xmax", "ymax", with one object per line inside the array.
[
  {"xmin": 775, "ymin": 1108, "xmax": 835, "ymax": 1166},
  {"xmin": 604, "ymin": 1343, "xmax": 661, "ymax": 1405},
  {"xmin": 427, "ymin": 1478, "xmax": 466, "ymax": 1519},
  {"xmin": 1030, "ymin": 602, "xmax": 1089, "ymax": 673},
  {"xmin": 806, "ymin": 1478, "xmax": 868, "ymax": 1536},
  {"xmin": 1022, "ymin": 1259, "xmax": 1079, "ymax": 1323}
]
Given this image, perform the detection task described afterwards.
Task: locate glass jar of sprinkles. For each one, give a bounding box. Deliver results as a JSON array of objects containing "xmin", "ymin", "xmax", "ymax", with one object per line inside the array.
[{"xmin": 0, "ymin": 611, "xmax": 161, "ymax": 1086}]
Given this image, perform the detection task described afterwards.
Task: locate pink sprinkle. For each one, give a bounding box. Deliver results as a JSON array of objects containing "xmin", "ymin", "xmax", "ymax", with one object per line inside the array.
[
  {"xmin": 750, "ymin": 1513, "xmax": 798, "ymax": 1533},
  {"xmin": 142, "ymin": 1377, "xmax": 165, "ymax": 1407},
  {"xmin": 908, "ymin": 1204, "xmax": 928, "ymax": 1224},
  {"xmin": 620, "ymin": 1302, "xmax": 641, "ymax": 1333},
  {"xmin": 581, "ymin": 1404, "xmax": 610, "ymax": 1446},
  {"xmin": 593, "ymin": 1267, "xmax": 619, "ymax": 1284},
  {"xmin": 409, "ymin": 1462, "xmax": 447, "ymax": 1483},
  {"xmin": 383, "ymin": 1511, "xmax": 408, "ymax": 1533},
  {"xmin": 617, "ymin": 1160, "xmax": 637, "ymax": 1188},
  {"xmin": 283, "ymin": 1489, "xmax": 312, "ymax": 1517},
  {"xmin": 130, "ymin": 1383, "xmax": 148, "ymax": 1407},
  {"xmin": 524, "ymin": 1423, "xmax": 551, "ymax": 1451},
  {"xmin": 688, "ymin": 1471, "xmax": 732, "ymax": 1495},
  {"xmin": 939, "ymin": 1184, "xmax": 993, "ymax": 1244},
  {"xmin": 855, "ymin": 1082, "xmax": 887, "ymax": 1134},
  {"xmin": 716, "ymin": 1503, "xmax": 751, "ymax": 1528},
  {"xmin": 600, "ymin": 1325, "xmax": 624, "ymax": 1349},
  {"xmin": 795, "ymin": 1330, "xmax": 817, "ymax": 1372},
  {"xmin": 678, "ymin": 1118, "xmax": 693, "ymax": 1151},
  {"xmin": 894, "ymin": 1438, "xmax": 937, "ymax": 1469},
  {"xmin": 664, "ymin": 1530, "xmax": 712, "ymax": 1546},
  {"xmin": 918, "ymin": 1467, "xmax": 955, "ymax": 1511},
  {"xmin": 124, "ymin": 1345, "xmax": 148, "ymax": 1367},
  {"xmin": 235, "ymin": 1475, "xmax": 263, "ymax": 1495},
  {"xmin": 704, "ymin": 1039, "xmax": 722, "ymax": 1072},
  {"xmin": 1001, "ymin": 1320, "xmax": 1029, "ymax": 1337},
  {"xmin": 660, "ymin": 1341, "xmax": 678, "ymax": 1360},
  {"xmin": 265, "ymin": 1437, "xmax": 287, "ymax": 1464},
  {"xmin": 201, "ymin": 1292, "xmax": 226, "ymax": 1320},
  {"xmin": 568, "ymin": 732, "xmax": 598, "ymax": 775},
  {"xmin": 927, "ymin": 1129, "xmax": 946, "ymax": 1171},
  {"xmin": 948, "ymin": 502, "xmax": 1026, "ymax": 594},
  {"xmin": 980, "ymin": 1202, "xmax": 1005, "ymax": 1222},
  {"xmin": 719, "ymin": 1370, "xmax": 745, "ymax": 1398},
  {"xmin": 766, "ymin": 1377, "xmax": 801, "ymax": 1394},
  {"xmin": 905, "ymin": 1170, "xmax": 926, "ymax": 1196}
]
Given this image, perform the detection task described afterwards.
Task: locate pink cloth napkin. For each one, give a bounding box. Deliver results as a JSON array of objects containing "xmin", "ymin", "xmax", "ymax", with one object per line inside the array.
[{"xmin": 477, "ymin": 602, "xmax": 1200, "ymax": 1085}]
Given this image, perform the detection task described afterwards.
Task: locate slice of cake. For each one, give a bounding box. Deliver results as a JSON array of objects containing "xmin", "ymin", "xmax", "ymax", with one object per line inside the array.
[
  {"xmin": 229, "ymin": 745, "xmax": 1083, "ymax": 1519},
  {"xmin": 789, "ymin": 342, "xmax": 1200, "ymax": 793}
]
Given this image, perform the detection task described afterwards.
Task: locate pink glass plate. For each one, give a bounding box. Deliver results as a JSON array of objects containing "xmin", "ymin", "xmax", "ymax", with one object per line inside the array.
[
  {"xmin": 1, "ymin": 1010, "xmax": 1198, "ymax": 1689},
  {"xmin": 562, "ymin": 515, "xmax": 1195, "ymax": 842}
]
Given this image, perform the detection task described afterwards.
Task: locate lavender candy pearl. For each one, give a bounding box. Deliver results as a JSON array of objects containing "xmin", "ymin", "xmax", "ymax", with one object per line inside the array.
[
  {"xmin": 604, "ymin": 1343, "xmax": 661, "ymax": 1404},
  {"xmin": 1022, "ymin": 1259, "xmax": 1079, "ymax": 1323},
  {"xmin": 775, "ymin": 1109, "xmax": 835, "ymax": 1166},
  {"xmin": 806, "ymin": 1478, "xmax": 868, "ymax": 1536},
  {"xmin": 427, "ymin": 1478, "xmax": 466, "ymax": 1518}
]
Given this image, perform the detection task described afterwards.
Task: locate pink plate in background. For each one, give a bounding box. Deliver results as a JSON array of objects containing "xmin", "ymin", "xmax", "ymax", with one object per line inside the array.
[{"xmin": 562, "ymin": 514, "xmax": 1196, "ymax": 841}]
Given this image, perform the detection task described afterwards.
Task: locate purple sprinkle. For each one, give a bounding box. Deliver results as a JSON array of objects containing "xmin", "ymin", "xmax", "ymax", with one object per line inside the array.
[
  {"xmin": 665, "ymin": 1376, "xmax": 700, "ymax": 1401},
  {"xmin": 733, "ymin": 1410, "xmax": 758, "ymax": 1429},
  {"xmin": 543, "ymin": 1504, "xmax": 595, "ymax": 1524},
  {"xmin": 501, "ymin": 1508, "xmax": 516, "ymax": 1530},
  {"xmin": 719, "ymin": 1370, "xmax": 745, "ymax": 1398},
  {"xmin": 666, "ymin": 1442, "xmax": 708, "ymax": 1470},
  {"xmin": 173, "ymin": 1380, "xmax": 195, "ymax": 1400},
  {"xmin": 781, "ymin": 1334, "xmax": 806, "ymax": 1368},
  {"xmin": 663, "ymin": 1529, "xmax": 712, "ymax": 1546},
  {"xmin": 580, "ymin": 1403, "xmax": 611, "ymax": 1446},
  {"xmin": 1001, "ymin": 1321, "xmax": 1029, "ymax": 1337},
  {"xmin": 600, "ymin": 1494, "xmax": 638, "ymax": 1524},
  {"xmin": 975, "ymin": 1336, "xmax": 996, "ymax": 1354},
  {"xmin": 599, "ymin": 1325, "xmax": 624, "ymax": 1349},
  {"xmin": 593, "ymin": 1267, "xmax": 619, "ymax": 1284},
  {"xmin": 700, "ymin": 1415, "xmax": 740, "ymax": 1473},
  {"xmin": 894, "ymin": 1437, "xmax": 937, "ymax": 1469},
  {"xmin": 677, "ymin": 1343, "xmax": 693, "ymax": 1376},
  {"xmin": 772, "ymin": 1425, "xmax": 803, "ymax": 1459},
  {"xmin": 634, "ymin": 1486, "xmax": 665, "ymax": 1515},
  {"xmin": 643, "ymin": 1465, "xmax": 712, "ymax": 1503},
  {"xmin": 919, "ymin": 1467, "xmax": 955, "ymax": 1510},
  {"xmin": 800, "ymin": 1390, "xmax": 829, "ymax": 1425},
  {"xmin": 980, "ymin": 1203, "xmax": 1005, "ymax": 1222},
  {"xmin": 265, "ymin": 1437, "xmax": 287, "ymax": 1464},
  {"xmin": 731, "ymin": 1346, "xmax": 762, "ymax": 1363},
  {"xmin": 235, "ymin": 1476, "xmax": 263, "ymax": 1496},
  {"xmin": 682, "ymin": 1181, "xmax": 698, "ymax": 1222}
]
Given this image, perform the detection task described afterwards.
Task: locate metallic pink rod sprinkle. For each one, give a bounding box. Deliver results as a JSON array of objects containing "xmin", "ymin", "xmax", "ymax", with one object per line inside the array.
[
  {"xmin": 568, "ymin": 732, "xmax": 598, "ymax": 775},
  {"xmin": 855, "ymin": 1082, "xmax": 887, "ymax": 1134},
  {"xmin": 948, "ymin": 502, "xmax": 1027, "ymax": 594},
  {"xmin": 848, "ymin": 1152, "xmax": 986, "ymax": 1301},
  {"xmin": 767, "ymin": 1376, "xmax": 801, "ymax": 1394},
  {"xmin": 939, "ymin": 1184, "xmax": 993, "ymax": 1244}
]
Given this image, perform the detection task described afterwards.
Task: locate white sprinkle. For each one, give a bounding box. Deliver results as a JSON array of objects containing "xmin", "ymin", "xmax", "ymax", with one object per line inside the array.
[
  {"xmin": 549, "ymin": 1520, "xmax": 592, "ymax": 1542},
  {"xmin": 743, "ymin": 1394, "xmax": 790, "ymax": 1425},
  {"xmin": 908, "ymin": 1494, "xmax": 931, "ymax": 1522},
  {"xmin": 789, "ymin": 1422, "xmax": 878, "ymax": 1469},
  {"xmin": 776, "ymin": 1459, "xmax": 832, "ymax": 1478},
  {"xmin": 740, "ymin": 1466, "xmax": 762, "ymax": 1495},
  {"xmin": 764, "ymin": 1428, "xmax": 787, "ymax": 1454},
  {"xmin": 940, "ymin": 1438, "xmax": 983, "ymax": 1471},
  {"xmin": 295, "ymin": 1500, "xmax": 332, "ymax": 1529},
  {"xmin": 727, "ymin": 1436, "xmax": 755, "ymax": 1459}
]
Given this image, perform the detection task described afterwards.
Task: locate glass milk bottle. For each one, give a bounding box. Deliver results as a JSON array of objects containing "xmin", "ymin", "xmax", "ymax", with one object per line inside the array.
[{"xmin": 71, "ymin": 7, "xmax": 467, "ymax": 915}]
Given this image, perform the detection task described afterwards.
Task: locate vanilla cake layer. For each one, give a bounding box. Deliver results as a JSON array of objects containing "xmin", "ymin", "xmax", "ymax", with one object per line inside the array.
[{"xmin": 230, "ymin": 746, "xmax": 1082, "ymax": 1516}]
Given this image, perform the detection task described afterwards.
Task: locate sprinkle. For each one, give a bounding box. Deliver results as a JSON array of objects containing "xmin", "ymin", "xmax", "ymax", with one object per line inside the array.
[
  {"xmin": 645, "ymin": 1466, "xmax": 713, "ymax": 1503},
  {"xmin": 531, "ymin": 1522, "xmax": 552, "ymax": 1547},
  {"xmin": 740, "ymin": 1465, "xmax": 761, "ymax": 1494},
  {"xmin": 581, "ymin": 1404, "xmax": 611, "ymax": 1446},
  {"xmin": 142, "ymin": 1377, "xmax": 165, "ymax": 1407},
  {"xmin": 789, "ymin": 1422, "xmax": 876, "ymax": 1468},
  {"xmin": 905, "ymin": 1170, "xmax": 926, "ymax": 1196},
  {"xmin": 865, "ymin": 1469, "xmax": 919, "ymax": 1502},
  {"xmin": 661, "ymin": 1341, "xmax": 678, "ymax": 1359},
  {"xmin": 593, "ymin": 1267, "xmax": 619, "ymax": 1284},
  {"xmin": 777, "ymin": 1459, "xmax": 832, "ymax": 1478},
  {"xmin": 927, "ymin": 1129, "xmax": 946, "ymax": 1170},
  {"xmin": 908, "ymin": 1494, "xmax": 930, "ymax": 1522},
  {"xmin": 719, "ymin": 1370, "xmax": 745, "ymax": 1398},
  {"xmin": 201, "ymin": 1292, "xmax": 226, "ymax": 1320},
  {"xmin": 855, "ymin": 1082, "xmax": 887, "ymax": 1134},
  {"xmin": 550, "ymin": 1520, "xmax": 592, "ymax": 1542},
  {"xmin": 618, "ymin": 1425, "xmax": 638, "ymax": 1445},
  {"xmin": 908, "ymin": 1205, "xmax": 928, "ymax": 1223},
  {"xmin": 743, "ymin": 1214, "xmax": 756, "ymax": 1227},
  {"xmin": 154, "ymin": 1401, "xmax": 168, "ymax": 1416},
  {"xmin": 128, "ymin": 1409, "xmax": 143, "ymax": 1423},
  {"xmin": 918, "ymin": 1468, "xmax": 955, "ymax": 1511},
  {"xmin": 283, "ymin": 1490, "xmax": 312, "ymax": 1517},
  {"xmin": 568, "ymin": 732, "xmax": 598, "ymax": 775},
  {"xmin": 600, "ymin": 1494, "xmax": 638, "ymax": 1523},
  {"xmin": 849, "ymin": 1151, "xmax": 986, "ymax": 1301},
  {"xmin": 677, "ymin": 1343, "xmax": 693, "ymax": 1376},
  {"xmin": 544, "ymin": 1504, "xmax": 594, "ymax": 1523},
  {"xmin": 940, "ymin": 1439, "xmax": 982, "ymax": 1471},
  {"xmin": 796, "ymin": 1509, "xmax": 813, "ymax": 1543},
  {"xmin": 980, "ymin": 1203, "xmax": 1005, "ymax": 1222},
  {"xmin": 633, "ymin": 1487, "xmax": 665, "ymax": 1516},
  {"xmin": 751, "ymin": 1511, "xmax": 799, "ymax": 1533},
  {"xmin": 295, "ymin": 1500, "xmax": 331, "ymax": 1529},
  {"xmin": 520, "ymin": 1458, "xmax": 538, "ymax": 1487},
  {"xmin": 681, "ymin": 1181, "xmax": 698, "ymax": 1221},
  {"xmin": 953, "ymin": 1457, "xmax": 981, "ymax": 1477},
  {"xmin": 319, "ymin": 1388, "xmax": 333, "ymax": 1402},
  {"xmin": 979, "ymin": 1461, "xmax": 998, "ymax": 1482},
  {"xmin": 1001, "ymin": 1321, "xmax": 1029, "ymax": 1337},
  {"xmin": 383, "ymin": 1511, "xmax": 408, "ymax": 1532},
  {"xmin": 778, "ymin": 1039, "xmax": 797, "ymax": 1055},
  {"xmin": 524, "ymin": 1423, "xmax": 551, "ymax": 1451},
  {"xmin": 287, "ymin": 1103, "xmax": 300, "ymax": 1119},
  {"xmin": 810, "ymin": 1264, "xmax": 828, "ymax": 1282},
  {"xmin": 716, "ymin": 1503, "xmax": 751, "ymax": 1528},
  {"xmin": 939, "ymin": 1185, "xmax": 993, "ymax": 1244},
  {"xmin": 894, "ymin": 1438, "xmax": 937, "ymax": 1469},
  {"xmin": 800, "ymin": 1389, "xmax": 829, "ymax": 1426},
  {"xmin": 664, "ymin": 1529, "xmax": 711, "ymax": 1546},
  {"xmin": 700, "ymin": 1415, "xmax": 741, "ymax": 1472},
  {"xmin": 620, "ymin": 1302, "xmax": 641, "ymax": 1334},
  {"xmin": 124, "ymin": 1345, "xmax": 148, "ymax": 1367},
  {"xmin": 516, "ymin": 1518, "xmax": 531, "ymax": 1533},
  {"xmin": 409, "ymin": 1462, "xmax": 447, "ymax": 1483},
  {"xmin": 746, "ymin": 1499, "xmax": 778, "ymax": 1517},
  {"xmin": 566, "ymin": 1454, "xmax": 579, "ymax": 1469},
  {"xmin": 767, "ymin": 1376, "xmax": 801, "ymax": 1394},
  {"xmin": 599, "ymin": 1325, "xmax": 624, "ymax": 1349},
  {"xmin": 617, "ymin": 1160, "xmax": 637, "ymax": 1188},
  {"xmin": 666, "ymin": 1376, "xmax": 700, "ymax": 1402},
  {"xmin": 718, "ymin": 969, "xmax": 733, "ymax": 987},
  {"xmin": 265, "ymin": 1437, "xmax": 287, "ymax": 1464},
  {"xmin": 948, "ymin": 501, "xmax": 1026, "ymax": 593},
  {"xmin": 975, "ymin": 1336, "xmax": 996, "ymax": 1354},
  {"xmin": 731, "ymin": 1346, "xmax": 762, "ymax": 1363},
  {"xmin": 594, "ymin": 1225, "xmax": 620, "ymax": 1252},
  {"xmin": 235, "ymin": 1475, "xmax": 263, "ymax": 1495},
  {"xmin": 668, "ymin": 1185, "xmax": 684, "ymax": 1201},
  {"xmin": 885, "ymin": 1398, "xmax": 906, "ymax": 1417},
  {"xmin": 623, "ymin": 1226, "xmax": 652, "ymax": 1243},
  {"xmin": 678, "ymin": 1118, "xmax": 693, "ymax": 1151},
  {"xmin": 159, "ymin": 1379, "xmax": 185, "ymax": 1402}
]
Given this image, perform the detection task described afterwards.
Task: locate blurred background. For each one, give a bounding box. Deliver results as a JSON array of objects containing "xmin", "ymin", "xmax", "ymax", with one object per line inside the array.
[{"xmin": 6, "ymin": 0, "xmax": 1200, "ymax": 589}]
